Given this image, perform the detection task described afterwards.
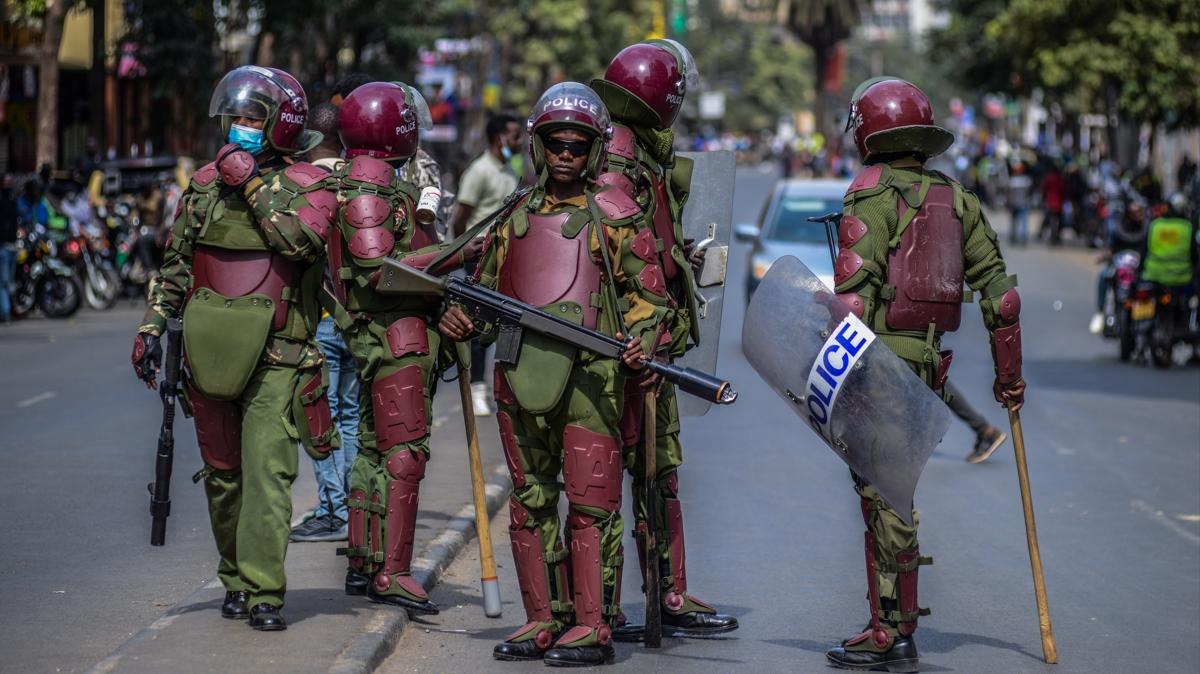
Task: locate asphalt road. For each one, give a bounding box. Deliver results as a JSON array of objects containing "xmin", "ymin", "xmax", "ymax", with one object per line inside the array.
[
  {"xmin": 379, "ymin": 164, "xmax": 1200, "ymax": 673},
  {"xmin": 0, "ymin": 165, "xmax": 1197, "ymax": 674}
]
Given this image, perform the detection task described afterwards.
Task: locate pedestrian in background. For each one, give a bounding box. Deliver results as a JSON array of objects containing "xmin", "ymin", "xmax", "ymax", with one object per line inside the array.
[
  {"xmin": 446, "ymin": 113, "xmax": 523, "ymax": 415},
  {"xmin": 290, "ymin": 102, "xmax": 358, "ymax": 544},
  {"xmin": 1040, "ymin": 163, "xmax": 1067, "ymax": 245},
  {"xmin": 1008, "ymin": 160, "xmax": 1032, "ymax": 245},
  {"xmin": 0, "ymin": 175, "xmax": 17, "ymax": 324}
]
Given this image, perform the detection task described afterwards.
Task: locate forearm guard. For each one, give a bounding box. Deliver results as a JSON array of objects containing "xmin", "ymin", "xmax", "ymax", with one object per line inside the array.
[{"xmin": 985, "ymin": 286, "xmax": 1022, "ymax": 384}]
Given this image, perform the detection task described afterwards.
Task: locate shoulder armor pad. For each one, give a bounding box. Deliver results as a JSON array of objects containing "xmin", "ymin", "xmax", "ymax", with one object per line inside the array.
[
  {"xmin": 304, "ymin": 188, "xmax": 339, "ymax": 222},
  {"xmin": 838, "ymin": 215, "xmax": 869, "ymax": 248},
  {"xmin": 594, "ymin": 171, "xmax": 637, "ymax": 199},
  {"xmin": 346, "ymin": 155, "xmax": 395, "ymax": 189},
  {"xmin": 283, "ymin": 162, "xmax": 329, "ymax": 189},
  {"xmin": 594, "ymin": 184, "xmax": 641, "ymax": 222},
  {"xmin": 342, "ymin": 193, "xmax": 393, "ymax": 229},
  {"xmin": 606, "ymin": 123, "xmax": 637, "ymax": 161},
  {"xmin": 192, "ymin": 162, "xmax": 218, "ymax": 187},
  {"xmin": 847, "ymin": 165, "xmax": 885, "ymax": 195}
]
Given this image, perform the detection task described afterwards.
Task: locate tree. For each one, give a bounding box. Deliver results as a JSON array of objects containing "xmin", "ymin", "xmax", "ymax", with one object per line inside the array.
[
  {"xmin": 776, "ymin": 0, "xmax": 872, "ymax": 139},
  {"xmin": 485, "ymin": 0, "xmax": 659, "ymax": 112},
  {"xmin": 8, "ymin": 0, "xmax": 87, "ymax": 170}
]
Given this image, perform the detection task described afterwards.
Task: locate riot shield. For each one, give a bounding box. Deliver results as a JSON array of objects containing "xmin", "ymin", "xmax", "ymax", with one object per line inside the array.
[
  {"xmin": 741, "ymin": 256, "xmax": 949, "ymax": 523},
  {"xmin": 675, "ymin": 150, "xmax": 734, "ymax": 417}
]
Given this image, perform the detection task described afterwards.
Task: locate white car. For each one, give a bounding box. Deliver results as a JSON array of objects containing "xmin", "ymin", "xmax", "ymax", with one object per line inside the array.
[{"xmin": 736, "ymin": 178, "xmax": 851, "ymax": 302}]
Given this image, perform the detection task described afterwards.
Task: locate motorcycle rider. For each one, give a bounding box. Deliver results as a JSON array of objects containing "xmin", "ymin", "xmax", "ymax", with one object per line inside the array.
[
  {"xmin": 439, "ymin": 82, "xmax": 664, "ymax": 666},
  {"xmin": 326, "ymin": 81, "xmax": 473, "ymax": 614},
  {"xmin": 826, "ymin": 77, "xmax": 1025, "ymax": 672},
  {"xmin": 1138, "ymin": 193, "xmax": 1199, "ymax": 354},
  {"xmin": 1090, "ymin": 200, "xmax": 1148, "ymax": 335},
  {"xmin": 590, "ymin": 38, "xmax": 739, "ymax": 640},
  {"xmin": 130, "ymin": 66, "xmax": 338, "ymax": 631}
]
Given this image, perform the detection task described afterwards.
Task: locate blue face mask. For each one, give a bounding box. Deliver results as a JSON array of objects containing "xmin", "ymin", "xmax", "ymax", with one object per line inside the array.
[
  {"xmin": 500, "ymin": 142, "xmax": 513, "ymax": 161},
  {"xmin": 228, "ymin": 123, "xmax": 265, "ymax": 155}
]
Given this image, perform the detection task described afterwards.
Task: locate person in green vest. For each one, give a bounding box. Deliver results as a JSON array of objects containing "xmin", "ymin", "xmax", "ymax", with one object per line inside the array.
[
  {"xmin": 1140, "ymin": 193, "xmax": 1198, "ymax": 290},
  {"xmin": 131, "ymin": 66, "xmax": 339, "ymax": 632}
]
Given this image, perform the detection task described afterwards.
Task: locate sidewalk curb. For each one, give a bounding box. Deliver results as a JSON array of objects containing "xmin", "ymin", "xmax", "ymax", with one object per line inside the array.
[
  {"xmin": 85, "ymin": 463, "xmax": 512, "ymax": 674},
  {"xmin": 328, "ymin": 463, "xmax": 511, "ymax": 674}
]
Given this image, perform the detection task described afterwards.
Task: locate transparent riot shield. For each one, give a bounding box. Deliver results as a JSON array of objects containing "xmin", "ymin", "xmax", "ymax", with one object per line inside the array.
[
  {"xmin": 676, "ymin": 150, "xmax": 734, "ymax": 417},
  {"xmin": 741, "ymin": 256, "xmax": 949, "ymax": 523}
]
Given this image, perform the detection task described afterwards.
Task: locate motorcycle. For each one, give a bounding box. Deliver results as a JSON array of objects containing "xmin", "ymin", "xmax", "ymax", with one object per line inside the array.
[
  {"xmin": 66, "ymin": 223, "xmax": 121, "ymax": 310},
  {"xmin": 12, "ymin": 227, "xmax": 83, "ymax": 319},
  {"xmin": 1127, "ymin": 280, "xmax": 1200, "ymax": 368},
  {"xmin": 1103, "ymin": 249, "xmax": 1140, "ymax": 361}
]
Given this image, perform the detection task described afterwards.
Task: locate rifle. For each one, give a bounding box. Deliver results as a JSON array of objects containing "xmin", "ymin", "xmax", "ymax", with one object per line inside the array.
[
  {"xmin": 148, "ymin": 318, "xmax": 183, "ymax": 546},
  {"xmin": 808, "ymin": 211, "xmax": 843, "ymax": 270},
  {"xmin": 377, "ymin": 259, "xmax": 739, "ymax": 405}
]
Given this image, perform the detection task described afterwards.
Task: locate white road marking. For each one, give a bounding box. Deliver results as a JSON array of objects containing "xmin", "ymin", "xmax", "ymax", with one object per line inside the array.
[
  {"xmin": 17, "ymin": 391, "xmax": 56, "ymax": 408},
  {"xmin": 1131, "ymin": 499, "xmax": 1200, "ymax": 545}
]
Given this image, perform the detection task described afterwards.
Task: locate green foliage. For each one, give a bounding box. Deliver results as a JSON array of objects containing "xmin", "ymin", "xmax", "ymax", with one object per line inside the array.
[
  {"xmin": 934, "ymin": 0, "xmax": 1200, "ymax": 128},
  {"xmin": 690, "ymin": 0, "xmax": 814, "ymax": 130},
  {"xmin": 486, "ymin": 0, "xmax": 658, "ymax": 112},
  {"xmin": 122, "ymin": 0, "xmax": 218, "ymax": 104}
]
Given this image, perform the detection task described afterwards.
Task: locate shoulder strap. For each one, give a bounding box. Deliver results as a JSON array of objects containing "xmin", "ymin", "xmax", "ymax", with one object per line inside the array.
[
  {"xmin": 420, "ymin": 186, "xmax": 532, "ymax": 273},
  {"xmin": 888, "ymin": 172, "xmax": 932, "ymax": 248}
]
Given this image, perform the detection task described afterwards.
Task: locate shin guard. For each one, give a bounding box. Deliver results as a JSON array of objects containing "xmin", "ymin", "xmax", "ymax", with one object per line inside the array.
[
  {"xmin": 505, "ymin": 500, "xmax": 568, "ymax": 646},
  {"xmin": 374, "ymin": 449, "xmax": 427, "ymax": 600}
]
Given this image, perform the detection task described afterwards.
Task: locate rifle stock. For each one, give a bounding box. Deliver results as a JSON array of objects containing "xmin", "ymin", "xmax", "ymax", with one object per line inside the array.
[
  {"xmin": 149, "ymin": 318, "xmax": 183, "ymax": 546},
  {"xmin": 380, "ymin": 259, "xmax": 739, "ymax": 405}
]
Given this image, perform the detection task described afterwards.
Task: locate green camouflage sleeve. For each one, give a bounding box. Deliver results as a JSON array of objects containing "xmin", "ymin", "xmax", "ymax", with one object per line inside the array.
[
  {"xmin": 960, "ymin": 191, "xmax": 1017, "ymax": 331},
  {"xmin": 245, "ymin": 168, "xmax": 334, "ymax": 264},
  {"xmin": 139, "ymin": 192, "xmax": 199, "ymax": 336}
]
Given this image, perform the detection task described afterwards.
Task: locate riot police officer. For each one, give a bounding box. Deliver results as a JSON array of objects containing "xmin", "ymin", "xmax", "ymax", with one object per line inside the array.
[
  {"xmin": 824, "ymin": 77, "xmax": 1025, "ymax": 671},
  {"xmin": 439, "ymin": 82, "xmax": 666, "ymax": 666},
  {"xmin": 131, "ymin": 66, "xmax": 338, "ymax": 631},
  {"xmin": 326, "ymin": 81, "xmax": 470, "ymax": 614},
  {"xmin": 591, "ymin": 39, "xmax": 739, "ymax": 639}
]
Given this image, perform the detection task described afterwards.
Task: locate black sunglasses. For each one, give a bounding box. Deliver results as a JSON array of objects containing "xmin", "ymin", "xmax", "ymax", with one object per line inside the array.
[{"xmin": 544, "ymin": 138, "xmax": 591, "ymax": 157}]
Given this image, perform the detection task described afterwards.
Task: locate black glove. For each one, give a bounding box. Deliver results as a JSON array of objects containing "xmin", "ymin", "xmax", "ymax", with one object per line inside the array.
[{"xmin": 132, "ymin": 332, "xmax": 163, "ymax": 390}]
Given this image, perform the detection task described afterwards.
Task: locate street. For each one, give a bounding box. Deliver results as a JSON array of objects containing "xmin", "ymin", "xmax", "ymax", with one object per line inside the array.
[
  {"xmin": 379, "ymin": 164, "xmax": 1200, "ymax": 673},
  {"xmin": 0, "ymin": 165, "xmax": 1197, "ymax": 674}
]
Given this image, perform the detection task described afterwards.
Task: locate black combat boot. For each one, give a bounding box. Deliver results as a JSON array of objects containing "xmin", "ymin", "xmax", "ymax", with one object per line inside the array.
[
  {"xmin": 345, "ymin": 569, "xmax": 369, "ymax": 596},
  {"xmin": 248, "ymin": 603, "xmax": 287, "ymax": 631},
  {"xmin": 220, "ymin": 591, "xmax": 249, "ymax": 620},
  {"xmin": 826, "ymin": 626, "xmax": 918, "ymax": 673},
  {"xmin": 543, "ymin": 642, "xmax": 616, "ymax": 667}
]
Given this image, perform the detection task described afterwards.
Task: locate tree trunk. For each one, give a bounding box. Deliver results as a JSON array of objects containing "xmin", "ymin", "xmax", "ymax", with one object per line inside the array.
[
  {"xmin": 37, "ymin": 1, "xmax": 71, "ymax": 171},
  {"xmin": 812, "ymin": 41, "xmax": 830, "ymax": 141}
]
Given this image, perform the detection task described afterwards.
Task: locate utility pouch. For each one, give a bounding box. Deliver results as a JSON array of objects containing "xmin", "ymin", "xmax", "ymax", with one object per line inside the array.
[
  {"xmin": 499, "ymin": 300, "xmax": 583, "ymax": 414},
  {"xmin": 182, "ymin": 289, "xmax": 273, "ymax": 400}
]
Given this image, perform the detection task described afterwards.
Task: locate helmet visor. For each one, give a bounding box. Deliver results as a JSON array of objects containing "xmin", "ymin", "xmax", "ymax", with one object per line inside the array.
[
  {"xmin": 653, "ymin": 38, "xmax": 699, "ymax": 89},
  {"xmin": 208, "ymin": 66, "xmax": 297, "ymax": 120},
  {"xmin": 401, "ymin": 84, "xmax": 434, "ymax": 131}
]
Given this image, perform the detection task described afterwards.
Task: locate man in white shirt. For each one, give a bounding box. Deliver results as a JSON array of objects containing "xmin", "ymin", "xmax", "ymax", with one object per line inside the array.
[{"xmin": 447, "ymin": 114, "xmax": 523, "ymax": 414}]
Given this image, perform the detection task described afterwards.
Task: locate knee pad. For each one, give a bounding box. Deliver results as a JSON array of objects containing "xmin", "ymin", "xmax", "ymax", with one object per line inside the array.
[
  {"xmin": 372, "ymin": 365, "xmax": 427, "ymax": 452},
  {"xmin": 189, "ymin": 386, "xmax": 241, "ymax": 471},
  {"xmin": 384, "ymin": 448, "xmax": 427, "ymax": 484},
  {"xmin": 561, "ymin": 425, "xmax": 621, "ymax": 513}
]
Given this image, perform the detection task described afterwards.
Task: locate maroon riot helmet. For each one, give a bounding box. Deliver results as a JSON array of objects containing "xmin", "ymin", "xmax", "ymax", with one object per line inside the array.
[
  {"xmin": 527, "ymin": 82, "xmax": 611, "ymax": 176},
  {"xmin": 338, "ymin": 81, "xmax": 432, "ymax": 161},
  {"xmin": 208, "ymin": 66, "xmax": 319, "ymax": 154},
  {"xmin": 846, "ymin": 77, "xmax": 954, "ymax": 163},
  {"xmin": 590, "ymin": 39, "xmax": 698, "ymax": 129}
]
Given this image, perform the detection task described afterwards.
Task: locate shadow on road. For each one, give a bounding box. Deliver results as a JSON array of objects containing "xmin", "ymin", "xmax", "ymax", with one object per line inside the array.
[{"xmin": 1026, "ymin": 357, "xmax": 1200, "ymax": 403}]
